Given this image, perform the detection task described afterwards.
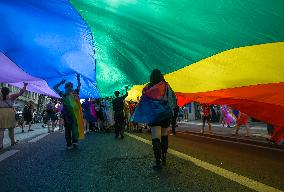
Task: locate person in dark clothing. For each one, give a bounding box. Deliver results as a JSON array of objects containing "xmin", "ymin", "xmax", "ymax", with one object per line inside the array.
[
  {"xmin": 22, "ymin": 101, "xmax": 34, "ymax": 132},
  {"xmin": 53, "ymin": 73, "xmax": 82, "ymax": 150},
  {"xmin": 112, "ymin": 86, "xmax": 129, "ymax": 139},
  {"xmin": 132, "ymin": 69, "xmax": 176, "ymax": 170},
  {"xmin": 210, "ymin": 105, "xmax": 219, "ymax": 123},
  {"xmin": 171, "ymin": 105, "xmax": 179, "ymax": 135}
]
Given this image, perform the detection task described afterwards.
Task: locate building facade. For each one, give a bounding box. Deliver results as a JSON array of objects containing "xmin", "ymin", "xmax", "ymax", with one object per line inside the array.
[{"xmin": 0, "ymin": 83, "xmax": 49, "ymax": 112}]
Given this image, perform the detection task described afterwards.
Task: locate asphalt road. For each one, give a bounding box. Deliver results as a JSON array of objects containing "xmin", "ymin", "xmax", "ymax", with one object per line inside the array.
[{"xmin": 0, "ymin": 129, "xmax": 283, "ymax": 192}]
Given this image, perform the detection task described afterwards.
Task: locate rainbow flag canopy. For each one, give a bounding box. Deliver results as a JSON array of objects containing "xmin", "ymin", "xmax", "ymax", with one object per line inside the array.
[
  {"xmin": 0, "ymin": 0, "xmax": 98, "ymax": 98},
  {"xmin": 1, "ymin": 0, "xmax": 284, "ymax": 126}
]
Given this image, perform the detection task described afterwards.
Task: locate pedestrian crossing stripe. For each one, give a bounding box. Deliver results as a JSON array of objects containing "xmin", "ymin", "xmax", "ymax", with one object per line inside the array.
[
  {"xmin": 28, "ymin": 133, "xmax": 49, "ymax": 143},
  {"xmin": 125, "ymin": 133, "xmax": 282, "ymax": 192},
  {"xmin": 0, "ymin": 150, "xmax": 19, "ymax": 162}
]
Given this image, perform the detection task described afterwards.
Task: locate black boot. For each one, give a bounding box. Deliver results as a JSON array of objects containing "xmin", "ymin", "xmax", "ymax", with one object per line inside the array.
[
  {"xmin": 152, "ymin": 138, "xmax": 162, "ymax": 170},
  {"xmin": 161, "ymin": 136, "xmax": 168, "ymax": 166}
]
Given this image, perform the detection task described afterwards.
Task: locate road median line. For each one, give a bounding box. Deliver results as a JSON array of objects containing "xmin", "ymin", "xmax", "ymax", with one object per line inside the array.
[{"xmin": 125, "ymin": 132, "xmax": 282, "ymax": 192}]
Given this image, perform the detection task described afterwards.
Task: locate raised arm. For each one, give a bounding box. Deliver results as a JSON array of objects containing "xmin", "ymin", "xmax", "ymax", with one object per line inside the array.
[
  {"xmin": 53, "ymin": 79, "xmax": 66, "ymax": 94},
  {"xmin": 121, "ymin": 85, "xmax": 129, "ymax": 99},
  {"xmin": 10, "ymin": 83, "xmax": 28, "ymax": 101},
  {"xmin": 76, "ymin": 73, "xmax": 81, "ymax": 93}
]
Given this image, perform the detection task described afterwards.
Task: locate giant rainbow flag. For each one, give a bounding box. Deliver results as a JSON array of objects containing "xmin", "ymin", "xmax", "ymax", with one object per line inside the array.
[{"xmin": 1, "ymin": 0, "xmax": 284, "ymax": 127}]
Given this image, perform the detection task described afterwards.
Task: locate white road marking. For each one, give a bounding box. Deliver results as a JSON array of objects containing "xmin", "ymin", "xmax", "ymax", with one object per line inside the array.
[
  {"xmin": 126, "ymin": 133, "xmax": 283, "ymax": 192},
  {"xmin": 178, "ymin": 131, "xmax": 284, "ymax": 152},
  {"xmin": 0, "ymin": 150, "xmax": 19, "ymax": 162},
  {"xmin": 28, "ymin": 133, "xmax": 49, "ymax": 143}
]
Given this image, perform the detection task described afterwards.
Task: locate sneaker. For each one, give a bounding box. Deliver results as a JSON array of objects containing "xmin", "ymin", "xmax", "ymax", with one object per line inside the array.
[
  {"xmin": 73, "ymin": 143, "xmax": 78, "ymax": 148},
  {"xmin": 67, "ymin": 146, "xmax": 73, "ymax": 150}
]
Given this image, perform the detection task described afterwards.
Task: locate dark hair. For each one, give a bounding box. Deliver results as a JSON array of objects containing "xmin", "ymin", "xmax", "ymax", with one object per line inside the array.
[
  {"xmin": 1, "ymin": 87, "xmax": 10, "ymax": 100},
  {"xmin": 150, "ymin": 69, "xmax": 165, "ymax": 86},
  {"xmin": 114, "ymin": 91, "xmax": 120, "ymax": 97}
]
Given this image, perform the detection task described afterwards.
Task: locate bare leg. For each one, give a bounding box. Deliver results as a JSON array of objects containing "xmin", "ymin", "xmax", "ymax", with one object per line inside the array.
[
  {"xmin": 86, "ymin": 120, "xmax": 90, "ymax": 133},
  {"xmin": 234, "ymin": 125, "xmax": 240, "ymax": 135},
  {"xmin": 208, "ymin": 121, "xmax": 212, "ymax": 134},
  {"xmin": 201, "ymin": 117, "xmax": 205, "ymax": 134},
  {"xmin": 28, "ymin": 122, "xmax": 32, "ymax": 131},
  {"xmin": 84, "ymin": 119, "xmax": 87, "ymax": 133},
  {"xmin": 8, "ymin": 128, "xmax": 16, "ymax": 145},
  {"xmin": 0, "ymin": 129, "xmax": 4, "ymax": 149},
  {"xmin": 22, "ymin": 121, "xmax": 26, "ymax": 132},
  {"xmin": 51, "ymin": 121, "xmax": 54, "ymax": 132},
  {"xmin": 245, "ymin": 124, "xmax": 250, "ymax": 136},
  {"xmin": 48, "ymin": 120, "xmax": 51, "ymax": 133},
  {"xmin": 201, "ymin": 123, "xmax": 205, "ymax": 134}
]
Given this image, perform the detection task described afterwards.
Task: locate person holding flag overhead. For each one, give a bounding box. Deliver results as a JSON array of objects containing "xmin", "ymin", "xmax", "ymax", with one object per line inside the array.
[
  {"xmin": 112, "ymin": 86, "xmax": 129, "ymax": 139},
  {"xmin": 53, "ymin": 74, "xmax": 84, "ymax": 150}
]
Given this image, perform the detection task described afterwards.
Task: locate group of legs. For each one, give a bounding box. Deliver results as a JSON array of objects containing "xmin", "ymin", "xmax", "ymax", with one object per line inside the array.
[
  {"xmin": 64, "ymin": 118, "xmax": 78, "ymax": 149},
  {"xmin": 201, "ymin": 115, "xmax": 212, "ymax": 134},
  {"xmin": 21, "ymin": 118, "xmax": 33, "ymax": 133}
]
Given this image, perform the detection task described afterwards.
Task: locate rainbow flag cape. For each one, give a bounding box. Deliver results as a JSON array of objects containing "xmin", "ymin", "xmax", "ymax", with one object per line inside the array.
[
  {"xmin": 64, "ymin": 93, "xmax": 84, "ymax": 140},
  {"xmin": 1, "ymin": 0, "xmax": 284, "ymax": 128}
]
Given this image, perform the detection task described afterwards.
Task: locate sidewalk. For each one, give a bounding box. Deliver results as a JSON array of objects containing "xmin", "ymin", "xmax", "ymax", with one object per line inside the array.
[
  {"xmin": 3, "ymin": 123, "xmax": 49, "ymax": 148},
  {"xmin": 177, "ymin": 120, "xmax": 270, "ymax": 142}
]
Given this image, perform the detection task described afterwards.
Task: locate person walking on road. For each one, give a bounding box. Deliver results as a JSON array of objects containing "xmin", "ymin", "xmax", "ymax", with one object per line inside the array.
[
  {"xmin": 112, "ymin": 86, "xmax": 129, "ymax": 139},
  {"xmin": 46, "ymin": 99, "xmax": 56, "ymax": 133},
  {"xmin": 171, "ymin": 105, "xmax": 179, "ymax": 135},
  {"xmin": 53, "ymin": 74, "xmax": 83, "ymax": 149},
  {"xmin": 132, "ymin": 69, "xmax": 176, "ymax": 170},
  {"xmin": 200, "ymin": 103, "xmax": 212, "ymax": 134},
  {"xmin": 233, "ymin": 111, "xmax": 250, "ymax": 137},
  {"xmin": 0, "ymin": 83, "xmax": 27, "ymax": 150},
  {"xmin": 22, "ymin": 100, "xmax": 34, "ymax": 132}
]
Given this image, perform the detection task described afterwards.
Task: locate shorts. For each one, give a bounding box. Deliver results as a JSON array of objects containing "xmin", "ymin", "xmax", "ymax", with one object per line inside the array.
[
  {"xmin": 24, "ymin": 115, "xmax": 32, "ymax": 123},
  {"xmin": 202, "ymin": 115, "xmax": 211, "ymax": 123},
  {"xmin": 148, "ymin": 118, "xmax": 171, "ymax": 128}
]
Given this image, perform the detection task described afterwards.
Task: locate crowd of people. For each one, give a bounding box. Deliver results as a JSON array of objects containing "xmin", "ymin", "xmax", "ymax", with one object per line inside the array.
[{"xmin": 0, "ymin": 69, "xmax": 283, "ymax": 170}]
